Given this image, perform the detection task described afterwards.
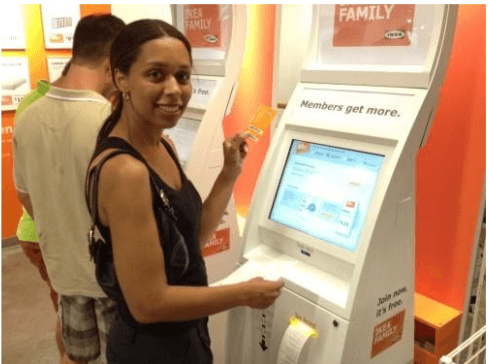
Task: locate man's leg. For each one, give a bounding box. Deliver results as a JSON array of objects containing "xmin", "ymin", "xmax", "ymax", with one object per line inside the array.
[
  {"xmin": 18, "ymin": 240, "xmax": 65, "ymax": 358},
  {"xmin": 56, "ymin": 316, "xmax": 66, "ymax": 358}
]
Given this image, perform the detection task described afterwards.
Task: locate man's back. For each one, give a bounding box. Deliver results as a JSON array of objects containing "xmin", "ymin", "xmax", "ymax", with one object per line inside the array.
[{"xmin": 14, "ymin": 86, "xmax": 112, "ymax": 297}]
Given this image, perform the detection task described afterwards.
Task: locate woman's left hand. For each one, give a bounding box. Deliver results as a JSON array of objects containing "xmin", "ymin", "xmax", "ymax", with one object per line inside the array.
[{"xmin": 221, "ymin": 131, "xmax": 250, "ymax": 182}]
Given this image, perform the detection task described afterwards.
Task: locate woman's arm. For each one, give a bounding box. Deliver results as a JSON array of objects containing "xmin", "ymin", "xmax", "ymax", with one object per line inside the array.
[
  {"xmin": 99, "ymin": 153, "xmax": 282, "ymax": 324},
  {"xmin": 198, "ymin": 132, "xmax": 249, "ymax": 247}
]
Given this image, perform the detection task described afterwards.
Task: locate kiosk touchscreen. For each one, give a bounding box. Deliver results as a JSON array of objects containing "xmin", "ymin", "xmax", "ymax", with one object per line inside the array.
[
  {"xmin": 220, "ymin": 4, "xmax": 457, "ymax": 364},
  {"xmin": 269, "ymin": 140, "xmax": 385, "ymax": 252}
]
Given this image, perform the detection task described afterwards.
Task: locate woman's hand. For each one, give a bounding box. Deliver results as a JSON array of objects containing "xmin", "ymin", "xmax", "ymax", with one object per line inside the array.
[
  {"xmin": 221, "ymin": 132, "xmax": 250, "ymax": 182},
  {"xmin": 241, "ymin": 277, "xmax": 284, "ymax": 309}
]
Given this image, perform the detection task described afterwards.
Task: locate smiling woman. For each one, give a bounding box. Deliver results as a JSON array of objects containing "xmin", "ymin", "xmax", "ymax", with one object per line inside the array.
[
  {"xmin": 84, "ymin": 19, "xmax": 283, "ymax": 364},
  {"xmin": 115, "ymin": 37, "xmax": 193, "ymax": 130}
]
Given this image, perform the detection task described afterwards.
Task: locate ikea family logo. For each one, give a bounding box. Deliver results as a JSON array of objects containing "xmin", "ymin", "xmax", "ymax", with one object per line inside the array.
[{"xmin": 384, "ymin": 30, "xmax": 406, "ymax": 40}]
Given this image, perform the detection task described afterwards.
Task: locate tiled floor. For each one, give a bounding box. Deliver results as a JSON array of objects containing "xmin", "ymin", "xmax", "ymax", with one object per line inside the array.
[
  {"xmin": 2, "ymin": 245, "xmax": 59, "ymax": 363},
  {"xmin": 2, "ymin": 245, "xmax": 103, "ymax": 364}
]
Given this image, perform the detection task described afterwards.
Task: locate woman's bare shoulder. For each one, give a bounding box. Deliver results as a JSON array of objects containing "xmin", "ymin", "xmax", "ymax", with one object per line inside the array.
[{"xmin": 91, "ymin": 151, "xmax": 150, "ymax": 195}]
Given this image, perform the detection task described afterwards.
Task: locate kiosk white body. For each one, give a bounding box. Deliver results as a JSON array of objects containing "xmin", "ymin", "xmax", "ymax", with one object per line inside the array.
[
  {"xmin": 222, "ymin": 5, "xmax": 457, "ymax": 364},
  {"xmin": 166, "ymin": 5, "xmax": 247, "ymax": 364}
]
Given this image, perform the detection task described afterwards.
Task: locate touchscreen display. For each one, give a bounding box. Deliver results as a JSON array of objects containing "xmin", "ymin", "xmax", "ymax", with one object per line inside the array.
[{"xmin": 269, "ymin": 140, "xmax": 384, "ymax": 252}]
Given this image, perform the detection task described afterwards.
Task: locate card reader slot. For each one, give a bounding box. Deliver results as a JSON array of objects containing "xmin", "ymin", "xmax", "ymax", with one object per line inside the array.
[{"xmin": 237, "ymin": 245, "xmax": 351, "ymax": 310}]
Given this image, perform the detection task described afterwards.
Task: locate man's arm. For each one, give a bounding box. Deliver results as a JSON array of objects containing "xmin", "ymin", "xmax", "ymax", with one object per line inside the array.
[{"xmin": 16, "ymin": 190, "xmax": 34, "ymax": 219}]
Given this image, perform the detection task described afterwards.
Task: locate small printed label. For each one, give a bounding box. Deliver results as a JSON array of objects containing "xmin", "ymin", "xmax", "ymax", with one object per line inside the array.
[
  {"xmin": 203, "ymin": 228, "xmax": 230, "ymax": 257},
  {"xmin": 189, "ymin": 78, "xmax": 218, "ymax": 107},
  {"xmin": 371, "ymin": 310, "xmax": 405, "ymax": 358},
  {"xmin": 2, "ymin": 95, "xmax": 13, "ymax": 106},
  {"xmin": 375, "ymin": 285, "xmax": 407, "ymax": 319},
  {"xmin": 385, "ymin": 30, "xmax": 406, "ymax": 40}
]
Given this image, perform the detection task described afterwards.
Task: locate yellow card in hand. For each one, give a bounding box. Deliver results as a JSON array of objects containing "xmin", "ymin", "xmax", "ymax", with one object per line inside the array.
[{"xmin": 247, "ymin": 105, "xmax": 277, "ymax": 142}]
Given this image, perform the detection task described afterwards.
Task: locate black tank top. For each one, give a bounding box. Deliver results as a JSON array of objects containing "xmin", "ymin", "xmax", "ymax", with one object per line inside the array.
[{"xmin": 87, "ymin": 136, "xmax": 208, "ymax": 335}]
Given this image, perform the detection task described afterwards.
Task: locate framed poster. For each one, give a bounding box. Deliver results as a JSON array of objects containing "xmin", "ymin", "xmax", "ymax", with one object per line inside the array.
[
  {"xmin": 1, "ymin": 5, "xmax": 26, "ymax": 49},
  {"xmin": 1, "ymin": 57, "xmax": 32, "ymax": 111},
  {"xmin": 41, "ymin": 4, "xmax": 80, "ymax": 49},
  {"xmin": 47, "ymin": 57, "xmax": 71, "ymax": 82}
]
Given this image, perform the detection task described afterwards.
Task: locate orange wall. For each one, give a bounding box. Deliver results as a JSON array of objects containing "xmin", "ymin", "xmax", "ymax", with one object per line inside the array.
[
  {"xmin": 2, "ymin": 5, "xmax": 110, "ymax": 239},
  {"xmin": 416, "ymin": 5, "xmax": 485, "ymax": 310},
  {"xmin": 223, "ymin": 4, "xmax": 276, "ymax": 218}
]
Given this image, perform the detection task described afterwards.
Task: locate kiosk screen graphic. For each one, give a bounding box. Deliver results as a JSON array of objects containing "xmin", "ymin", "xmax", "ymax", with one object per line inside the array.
[{"xmin": 269, "ymin": 140, "xmax": 384, "ymax": 252}]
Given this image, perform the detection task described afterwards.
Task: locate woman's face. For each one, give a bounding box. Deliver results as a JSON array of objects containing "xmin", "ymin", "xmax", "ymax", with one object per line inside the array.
[{"xmin": 121, "ymin": 36, "xmax": 192, "ymax": 129}]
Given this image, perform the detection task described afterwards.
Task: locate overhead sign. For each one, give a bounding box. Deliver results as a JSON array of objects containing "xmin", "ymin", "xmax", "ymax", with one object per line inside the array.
[{"xmin": 333, "ymin": 5, "xmax": 416, "ymax": 47}]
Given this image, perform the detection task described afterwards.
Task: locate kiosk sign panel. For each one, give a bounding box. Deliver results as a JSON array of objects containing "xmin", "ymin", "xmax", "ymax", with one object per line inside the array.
[
  {"xmin": 269, "ymin": 140, "xmax": 384, "ymax": 252},
  {"xmin": 333, "ymin": 5, "xmax": 415, "ymax": 47},
  {"xmin": 184, "ymin": 4, "xmax": 222, "ymax": 48},
  {"xmin": 175, "ymin": 4, "xmax": 231, "ymax": 61},
  {"xmin": 317, "ymin": 4, "xmax": 436, "ymax": 67}
]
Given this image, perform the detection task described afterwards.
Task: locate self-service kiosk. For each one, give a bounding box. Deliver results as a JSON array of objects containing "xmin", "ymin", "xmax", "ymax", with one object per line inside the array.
[
  {"xmin": 220, "ymin": 5, "xmax": 458, "ymax": 364},
  {"xmin": 167, "ymin": 5, "xmax": 247, "ymax": 364}
]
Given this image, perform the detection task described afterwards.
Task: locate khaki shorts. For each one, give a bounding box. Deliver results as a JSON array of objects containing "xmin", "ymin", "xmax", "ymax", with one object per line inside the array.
[{"xmin": 59, "ymin": 295, "xmax": 116, "ymax": 363}]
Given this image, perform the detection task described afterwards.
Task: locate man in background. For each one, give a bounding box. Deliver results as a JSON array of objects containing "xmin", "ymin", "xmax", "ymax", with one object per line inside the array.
[
  {"xmin": 14, "ymin": 60, "xmax": 71, "ymax": 360},
  {"xmin": 13, "ymin": 14, "xmax": 125, "ymax": 364}
]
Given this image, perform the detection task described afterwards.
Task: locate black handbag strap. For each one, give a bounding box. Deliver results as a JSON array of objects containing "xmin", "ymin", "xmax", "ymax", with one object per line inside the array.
[{"xmin": 85, "ymin": 138, "xmax": 177, "ymax": 256}]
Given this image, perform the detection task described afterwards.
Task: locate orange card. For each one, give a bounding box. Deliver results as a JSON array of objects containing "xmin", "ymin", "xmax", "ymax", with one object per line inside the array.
[{"xmin": 247, "ymin": 105, "xmax": 277, "ymax": 142}]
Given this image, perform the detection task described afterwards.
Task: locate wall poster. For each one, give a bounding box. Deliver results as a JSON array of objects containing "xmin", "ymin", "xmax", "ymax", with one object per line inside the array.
[
  {"xmin": 2, "ymin": 57, "xmax": 32, "ymax": 111},
  {"xmin": 41, "ymin": 4, "xmax": 81, "ymax": 49},
  {"xmin": 47, "ymin": 57, "xmax": 71, "ymax": 82},
  {"xmin": 1, "ymin": 5, "xmax": 26, "ymax": 49}
]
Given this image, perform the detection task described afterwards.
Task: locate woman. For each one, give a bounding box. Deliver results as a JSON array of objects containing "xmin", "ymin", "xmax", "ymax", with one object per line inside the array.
[{"xmin": 85, "ymin": 19, "xmax": 283, "ymax": 363}]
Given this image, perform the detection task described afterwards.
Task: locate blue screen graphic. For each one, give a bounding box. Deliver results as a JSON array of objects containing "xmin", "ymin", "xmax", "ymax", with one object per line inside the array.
[{"xmin": 269, "ymin": 140, "xmax": 385, "ymax": 252}]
